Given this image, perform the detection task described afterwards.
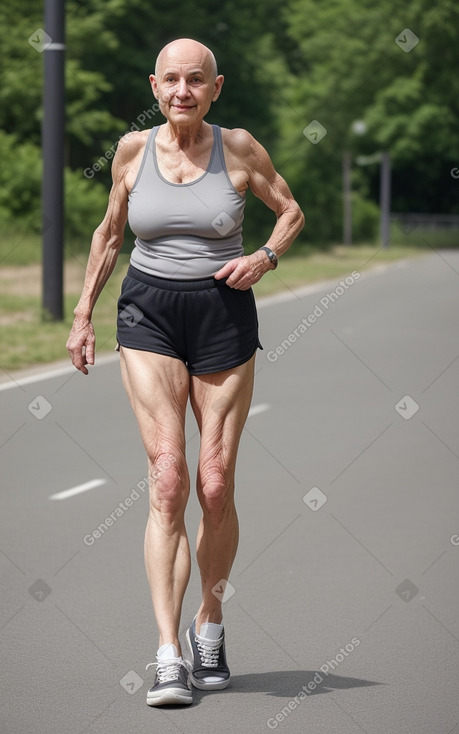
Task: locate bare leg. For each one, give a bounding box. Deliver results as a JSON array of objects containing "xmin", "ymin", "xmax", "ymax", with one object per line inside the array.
[
  {"xmin": 120, "ymin": 347, "xmax": 191, "ymax": 654},
  {"xmin": 190, "ymin": 355, "xmax": 255, "ymax": 632}
]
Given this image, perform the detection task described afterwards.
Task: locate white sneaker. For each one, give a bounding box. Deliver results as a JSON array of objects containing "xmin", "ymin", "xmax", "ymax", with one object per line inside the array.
[
  {"xmin": 186, "ymin": 618, "xmax": 230, "ymax": 690},
  {"xmin": 146, "ymin": 643, "xmax": 193, "ymax": 706}
]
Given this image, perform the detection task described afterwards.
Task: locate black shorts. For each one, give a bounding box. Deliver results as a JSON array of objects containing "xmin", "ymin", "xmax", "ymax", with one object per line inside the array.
[{"xmin": 116, "ymin": 265, "xmax": 263, "ymax": 375}]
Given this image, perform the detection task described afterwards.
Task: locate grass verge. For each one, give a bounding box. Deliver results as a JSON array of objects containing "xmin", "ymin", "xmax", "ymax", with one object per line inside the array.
[{"xmin": 0, "ymin": 244, "xmax": 427, "ymax": 374}]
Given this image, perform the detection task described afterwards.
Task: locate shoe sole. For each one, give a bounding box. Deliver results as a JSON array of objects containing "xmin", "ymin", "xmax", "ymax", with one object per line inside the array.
[
  {"xmin": 189, "ymin": 674, "xmax": 230, "ymax": 691},
  {"xmin": 147, "ymin": 688, "xmax": 193, "ymax": 706},
  {"xmin": 186, "ymin": 628, "xmax": 231, "ymax": 691}
]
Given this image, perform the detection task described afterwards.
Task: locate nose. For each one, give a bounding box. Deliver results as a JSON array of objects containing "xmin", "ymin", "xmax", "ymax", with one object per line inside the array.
[{"xmin": 175, "ymin": 78, "xmax": 190, "ymax": 99}]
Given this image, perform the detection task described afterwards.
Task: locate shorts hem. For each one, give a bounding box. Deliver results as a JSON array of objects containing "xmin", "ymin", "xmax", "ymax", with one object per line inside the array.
[
  {"xmin": 116, "ymin": 340, "xmax": 262, "ymax": 375},
  {"xmin": 116, "ymin": 340, "xmax": 187, "ymax": 365},
  {"xmin": 188, "ymin": 341, "xmax": 263, "ymax": 376}
]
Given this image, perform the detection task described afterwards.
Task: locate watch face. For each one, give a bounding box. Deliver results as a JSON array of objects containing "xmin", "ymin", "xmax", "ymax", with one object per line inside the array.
[{"xmin": 261, "ymin": 247, "xmax": 277, "ymax": 267}]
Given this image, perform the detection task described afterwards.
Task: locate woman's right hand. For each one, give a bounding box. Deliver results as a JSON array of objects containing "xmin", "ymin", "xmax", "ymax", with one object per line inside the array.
[{"xmin": 66, "ymin": 317, "xmax": 96, "ymax": 375}]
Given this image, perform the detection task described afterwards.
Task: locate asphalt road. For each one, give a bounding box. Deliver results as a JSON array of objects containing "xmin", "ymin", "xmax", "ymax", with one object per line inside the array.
[{"xmin": 1, "ymin": 250, "xmax": 459, "ymax": 734}]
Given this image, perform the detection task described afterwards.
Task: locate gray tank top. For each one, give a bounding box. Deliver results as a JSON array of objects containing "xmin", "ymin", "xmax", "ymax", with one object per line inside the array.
[{"xmin": 128, "ymin": 125, "xmax": 246, "ymax": 279}]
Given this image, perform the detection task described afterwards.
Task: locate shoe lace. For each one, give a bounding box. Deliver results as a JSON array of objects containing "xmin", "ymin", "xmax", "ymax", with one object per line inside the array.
[
  {"xmin": 146, "ymin": 657, "xmax": 191, "ymax": 684},
  {"xmin": 195, "ymin": 636, "xmax": 222, "ymax": 668}
]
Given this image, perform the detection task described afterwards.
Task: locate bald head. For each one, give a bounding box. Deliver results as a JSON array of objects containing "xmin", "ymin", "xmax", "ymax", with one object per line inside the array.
[
  {"xmin": 150, "ymin": 38, "xmax": 224, "ymax": 122},
  {"xmin": 155, "ymin": 38, "xmax": 218, "ymax": 81}
]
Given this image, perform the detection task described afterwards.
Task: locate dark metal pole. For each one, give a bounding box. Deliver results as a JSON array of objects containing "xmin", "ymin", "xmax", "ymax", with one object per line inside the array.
[
  {"xmin": 42, "ymin": 0, "xmax": 65, "ymax": 321},
  {"xmin": 342, "ymin": 151, "xmax": 352, "ymax": 245},
  {"xmin": 380, "ymin": 152, "xmax": 391, "ymax": 249}
]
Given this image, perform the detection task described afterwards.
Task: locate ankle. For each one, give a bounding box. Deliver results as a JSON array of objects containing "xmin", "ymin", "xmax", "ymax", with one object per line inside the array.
[
  {"xmin": 195, "ymin": 611, "xmax": 223, "ymax": 633},
  {"xmin": 158, "ymin": 638, "xmax": 182, "ymax": 657}
]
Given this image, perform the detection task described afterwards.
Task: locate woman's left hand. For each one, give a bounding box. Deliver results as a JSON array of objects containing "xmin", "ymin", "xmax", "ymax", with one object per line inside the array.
[{"xmin": 214, "ymin": 251, "xmax": 273, "ymax": 290}]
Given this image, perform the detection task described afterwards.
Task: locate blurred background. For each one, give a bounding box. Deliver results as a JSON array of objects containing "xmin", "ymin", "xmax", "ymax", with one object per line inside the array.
[{"xmin": 1, "ymin": 0, "xmax": 458, "ymax": 369}]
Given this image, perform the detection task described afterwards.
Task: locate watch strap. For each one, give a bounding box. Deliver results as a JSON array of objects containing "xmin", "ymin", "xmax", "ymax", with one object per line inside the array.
[{"xmin": 259, "ymin": 246, "xmax": 278, "ymax": 269}]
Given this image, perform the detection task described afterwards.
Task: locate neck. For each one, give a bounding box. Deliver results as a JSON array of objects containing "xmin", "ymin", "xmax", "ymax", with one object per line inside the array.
[{"xmin": 164, "ymin": 120, "xmax": 209, "ymax": 148}]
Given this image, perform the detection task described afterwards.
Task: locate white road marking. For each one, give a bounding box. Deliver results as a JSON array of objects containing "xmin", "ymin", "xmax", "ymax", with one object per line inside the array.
[
  {"xmin": 48, "ymin": 407, "xmax": 268, "ymax": 501},
  {"xmin": 0, "ymin": 354, "xmax": 119, "ymax": 392},
  {"xmin": 49, "ymin": 478, "xmax": 107, "ymax": 501},
  {"xmin": 248, "ymin": 403, "xmax": 270, "ymax": 418}
]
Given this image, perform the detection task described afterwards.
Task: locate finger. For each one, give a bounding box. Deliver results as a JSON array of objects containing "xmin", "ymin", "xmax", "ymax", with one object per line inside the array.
[
  {"xmin": 76, "ymin": 352, "xmax": 89, "ymax": 374},
  {"xmin": 67, "ymin": 340, "xmax": 89, "ymax": 372},
  {"xmin": 214, "ymin": 258, "xmax": 240, "ymax": 280},
  {"xmin": 85, "ymin": 338, "xmax": 95, "ymax": 366},
  {"xmin": 67, "ymin": 349, "xmax": 89, "ymax": 375},
  {"xmin": 225, "ymin": 265, "xmax": 250, "ymax": 288},
  {"xmin": 228, "ymin": 269, "xmax": 260, "ymax": 289},
  {"xmin": 223, "ymin": 260, "xmax": 244, "ymax": 283},
  {"xmin": 76, "ymin": 349, "xmax": 89, "ymax": 374}
]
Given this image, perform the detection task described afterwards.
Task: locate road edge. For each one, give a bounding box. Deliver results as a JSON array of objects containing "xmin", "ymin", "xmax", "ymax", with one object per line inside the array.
[{"xmin": 0, "ymin": 256, "xmax": 417, "ymax": 391}]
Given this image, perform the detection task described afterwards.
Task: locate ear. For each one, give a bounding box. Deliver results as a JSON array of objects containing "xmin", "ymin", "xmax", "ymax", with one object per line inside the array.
[
  {"xmin": 212, "ymin": 74, "xmax": 224, "ymax": 102},
  {"xmin": 149, "ymin": 74, "xmax": 159, "ymax": 99}
]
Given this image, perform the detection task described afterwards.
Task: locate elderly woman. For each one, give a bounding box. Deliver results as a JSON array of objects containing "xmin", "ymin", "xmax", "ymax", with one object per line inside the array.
[{"xmin": 67, "ymin": 37, "xmax": 304, "ymax": 706}]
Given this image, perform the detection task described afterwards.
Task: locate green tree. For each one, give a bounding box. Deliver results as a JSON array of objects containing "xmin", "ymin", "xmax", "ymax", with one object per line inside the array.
[
  {"xmin": 3, "ymin": 0, "xmax": 457, "ymax": 251},
  {"xmin": 275, "ymin": 0, "xmax": 459, "ymax": 241},
  {"xmin": 0, "ymin": 0, "xmax": 289, "ymax": 250}
]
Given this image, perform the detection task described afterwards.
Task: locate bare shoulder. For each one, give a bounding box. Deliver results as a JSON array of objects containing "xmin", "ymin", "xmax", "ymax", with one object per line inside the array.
[
  {"xmin": 112, "ymin": 129, "xmax": 151, "ymax": 191},
  {"xmin": 220, "ymin": 127, "xmax": 269, "ymax": 165},
  {"xmin": 220, "ymin": 126, "xmax": 300, "ymax": 215},
  {"xmin": 114, "ymin": 130, "xmax": 149, "ymax": 167}
]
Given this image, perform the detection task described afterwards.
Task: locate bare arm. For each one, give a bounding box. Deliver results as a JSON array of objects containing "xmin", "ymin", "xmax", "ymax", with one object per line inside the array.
[
  {"xmin": 214, "ymin": 129, "xmax": 304, "ymax": 289},
  {"xmin": 66, "ymin": 136, "xmax": 133, "ymax": 374}
]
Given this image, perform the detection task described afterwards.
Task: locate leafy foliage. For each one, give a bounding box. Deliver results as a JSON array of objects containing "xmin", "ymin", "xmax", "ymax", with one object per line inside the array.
[{"xmin": 0, "ymin": 0, "xmax": 457, "ymax": 251}]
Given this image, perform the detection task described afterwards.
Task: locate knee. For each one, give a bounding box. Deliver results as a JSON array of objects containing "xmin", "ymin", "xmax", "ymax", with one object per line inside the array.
[
  {"xmin": 148, "ymin": 451, "xmax": 188, "ymax": 517},
  {"xmin": 198, "ymin": 464, "xmax": 234, "ymax": 520}
]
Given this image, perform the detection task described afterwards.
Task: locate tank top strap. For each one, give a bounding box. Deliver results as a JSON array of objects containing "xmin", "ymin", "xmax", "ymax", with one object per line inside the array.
[
  {"xmin": 148, "ymin": 125, "xmax": 159, "ymax": 165},
  {"xmin": 209, "ymin": 125, "xmax": 226, "ymax": 175},
  {"xmin": 129, "ymin": 126, "xmax": 158, "ymax": 193}
]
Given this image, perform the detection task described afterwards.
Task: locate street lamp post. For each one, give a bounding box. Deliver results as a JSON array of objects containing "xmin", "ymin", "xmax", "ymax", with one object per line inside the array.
[
  {"xmin": 342, "ymin": 152, "xmax": 352, "ymax": 245},
  {"xmin": 353, "ymin": 119, "xmax": 392, "ymax": 249},
  {"xmin": 380, "ymin": 152, "xmax": 391, "ymax": 248},
  {"xmin": 42, "ymin": 0, "xmax": 66, "ymax": 321},
  {"xmin": 342, "ymin": 120, "xmax": 368, "ymax": 246}
]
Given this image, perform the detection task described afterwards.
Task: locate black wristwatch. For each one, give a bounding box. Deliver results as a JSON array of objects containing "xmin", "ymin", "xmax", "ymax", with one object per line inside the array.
[{"xmin": 259, "ymin": 246, "xmax": 278, "ymax": 269}]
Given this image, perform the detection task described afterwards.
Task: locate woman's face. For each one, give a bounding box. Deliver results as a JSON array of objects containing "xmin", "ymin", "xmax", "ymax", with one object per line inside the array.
[{"xmin": 150, "ymin": 41, "xmax": 223, "ymax": 126}]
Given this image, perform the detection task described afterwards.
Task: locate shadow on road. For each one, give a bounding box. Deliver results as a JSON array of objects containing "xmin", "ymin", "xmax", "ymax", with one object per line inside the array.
[
  {"xmin": 145, "ymin": 669, "xmax": 382, "ymax": 712},
  {"xmin": 228, "ymin": 670, "xmax": 382, "ymax": 697},
  {"xmin": 175, "ymin": 670, "xmax": 383, "ymax": 709}
]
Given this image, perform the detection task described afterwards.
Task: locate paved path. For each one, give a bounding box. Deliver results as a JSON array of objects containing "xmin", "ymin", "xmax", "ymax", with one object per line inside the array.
[{"xmin": 1, "ymin": 251, "xmax": 459, "ymax": 734}]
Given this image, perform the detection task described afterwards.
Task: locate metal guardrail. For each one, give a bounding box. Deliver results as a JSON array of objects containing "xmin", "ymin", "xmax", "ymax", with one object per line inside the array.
[{"xmin": 391, "ymin": 213, "xmax": 459, "ymax": 230}]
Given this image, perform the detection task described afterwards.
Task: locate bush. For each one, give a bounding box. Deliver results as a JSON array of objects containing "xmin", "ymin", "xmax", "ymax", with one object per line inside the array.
[
  {"xmin": 64, "ymin": 168, "xmax": 108, "ymax": 240},
  {"xmin": 0, "ymin": 131, "xmax": 108, "ymax": 252},
  {"xmin": 0, "ymin": 131, "xmax": 42, "ymax": 231},
  {"xmin": 351, "ymin": 193, "xmax": 380, "ymax": 243}
]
